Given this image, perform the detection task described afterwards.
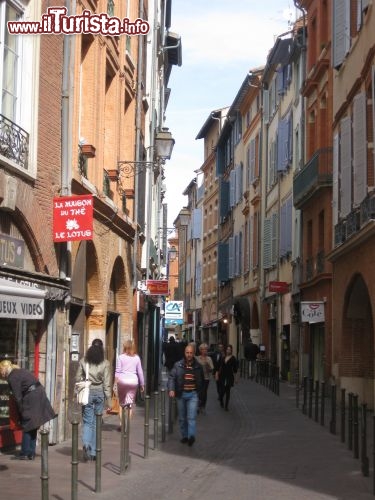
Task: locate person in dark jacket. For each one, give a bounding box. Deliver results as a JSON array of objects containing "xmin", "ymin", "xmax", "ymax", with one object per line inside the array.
[
  {"xmin": 217, "ymin": 344, "xmax": 238, "ymax": 411},
  {"xmin": 167, "ymin": 343, "xmax": 204, "ymax": 446},
  {"xmin": 0, "ymin": 359, "xmax": 57, "ymax": 460},
  {"xmin": 212, "ymin": 343, "xmax": 225, "ymax": 399},
  {"xmin": 164, "ymin": 336, "xmax": 181, "ymax": 372}
]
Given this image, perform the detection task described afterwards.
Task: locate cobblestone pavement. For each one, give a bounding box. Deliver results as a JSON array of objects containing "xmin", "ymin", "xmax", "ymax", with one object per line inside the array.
[{"xmin": 0, "ymin": 376, "xmax": 374, "ymax": 500}]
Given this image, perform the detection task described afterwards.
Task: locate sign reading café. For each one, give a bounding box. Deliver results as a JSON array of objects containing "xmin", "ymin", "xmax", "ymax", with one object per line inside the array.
[{"xmin": 53, "ymin": 194, "xmax": 93, "ymax": 242}]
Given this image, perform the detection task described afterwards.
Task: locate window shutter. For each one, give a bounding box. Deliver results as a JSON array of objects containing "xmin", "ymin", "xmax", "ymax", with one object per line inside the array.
[
  {"xmin": 333, "ymin": 133, "xmax": 339, "ymax": 225},
  {"xmin": 286, "ymin": 197, "xmax": 293, "ymax": 254},
  {"xmin": 250, "ymin": 139, "xmax": 256, "ymax": 183},
  {"xmin": 234, "ymin": 234, "xmax": 239, "ymax": 276},
  {"xmin": 353, "ymin": 92, "xmax": 367, "ymax": 206},
  {"xmin": 277, "ymin": 68, "xmax": 284, "ymax": 95},
  {"xmin": 239, "ymin": 231, "xmax": 243, "ymax": 275},
  {"xmin": 229, "ymin": 236, "xmax": 234, "ymax": 278},
  {"xmin": 277, "ymin": 118, "xmax": 288, "ymax": 171},
  {"xmin": 332, "ymin": 0, "xmax": 350, "ymax": 69},
  {"xmin": 263, "ymin": 89, "xmax": 269, "ymax": 125},
  {"xmin": 236, "ymin": 163, "xmax": 243, "ymax": 204},
  {"xmin": 219, "ymin": 179, "xmax": 230, "ymax": 220},
  {"xmin": 279, "ymin": 202, "xmax": 287, "ymax": 257},
  {"xmin": 340, "ymin": 117, "xmax": 352, "ymax": 217},
  {"xmin": 195, "ymin": 262, "xmax": 202, "ymax": 295},
  {"xmin": 271, "ymin": 212, "xmax": 278, "ymax": 265},
  {"xmin": 191, "ymin": 208, "xmax": 202, "ymax": 239},
  {"xmin": 288, "ymin": 113, "xmax": 293, "ymax": 164},
  {"xmin": 244, "ymin": 221, "xmax": 249, "ymax": 273},
  {"xmin": 229, "ymin": 169, "xmax": 236, "ymax": 207},
  {"xmin": 263, "ymin": 218, "xmax": 271, "ymax": 269},
  {"xmin": 216, "ymin": 143, "xmax": 224, "ymax": 175},
  {"xmin": 249, "ymin": 215, "xmax": 254, "ymax": 270},
  {"xmin": 217, "ymin": 243, "xmax": 229, "ymax": 283}
]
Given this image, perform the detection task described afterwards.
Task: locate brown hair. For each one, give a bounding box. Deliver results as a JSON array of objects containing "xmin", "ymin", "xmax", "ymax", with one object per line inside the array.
[{"xmin": 123, "ymin": 339, "xmax": 136, "ymax": 356}]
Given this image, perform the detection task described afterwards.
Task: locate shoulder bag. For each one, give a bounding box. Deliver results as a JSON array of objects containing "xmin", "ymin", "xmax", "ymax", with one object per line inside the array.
[{"xmin": 75, "ymin": 362, "xmax": 91, "ymax": 406}]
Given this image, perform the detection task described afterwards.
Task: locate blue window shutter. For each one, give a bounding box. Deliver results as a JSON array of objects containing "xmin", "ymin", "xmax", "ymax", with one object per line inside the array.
[
  {"xmin": 277, "ymin": 68, "xmax": 284, "ymax": 95},
  {"xmin": 218, "ymin": 243, "xmax": 229, "ymax": 283},
  {"xmin": 286, "ymin": 197, "xmax": 293, "ymax": 254},
  {"xmin": 192, "ymin": 208, "xmax": 202, "ymax": 239},
  {"xmin": 239, "ymin": 231, "xmax": 243, "ymax": 275},
  {"xmin": 229, "ymin": 236, "xmax": 234, "ymax": 278},
  {"xmin": 263, "ymin": 218, "xmax": 271, "ymax": 269},
  {"xmin": 288, "ymin": 113, "xmax": 293, "ymax": 164},
  {"xmin": 216, "ymin": 143, "xmax": 224, "ymax": 175},
  {"xmin": 277, "ymin": 118, "xmax": 288, "ymax": 171},
  {"xmin": 333, "ymin": 0, "xmax": 350, "ymax": 69},
  {"xmin": 219, "ymin": 179, "xmax": 230, "ymax": 220}
]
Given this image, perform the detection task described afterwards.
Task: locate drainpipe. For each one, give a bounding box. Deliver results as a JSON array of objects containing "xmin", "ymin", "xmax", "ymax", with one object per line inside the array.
[{"xmin": 133, "ymin": 0, "xmax": 145, "ymax": 290}]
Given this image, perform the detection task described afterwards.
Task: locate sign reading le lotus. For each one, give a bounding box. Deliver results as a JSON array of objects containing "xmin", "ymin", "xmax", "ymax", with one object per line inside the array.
[
  {"xmin": 53, "ymin": 194, "xmax": 93, "ymax": 242},
  {"xmin": 301, "ymin": 301, "xmax": 325, "ymax": 324}
]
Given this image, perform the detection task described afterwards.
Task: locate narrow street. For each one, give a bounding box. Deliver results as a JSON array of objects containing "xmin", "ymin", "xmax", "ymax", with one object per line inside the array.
[{"xmin": 1, "ymin": 376, "xmax": 373, "ymax": 500}]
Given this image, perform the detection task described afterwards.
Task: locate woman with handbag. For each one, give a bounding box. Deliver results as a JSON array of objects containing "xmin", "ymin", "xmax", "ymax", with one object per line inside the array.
[
  {"xmin": 217, "ymin": 344, "xmax": 238, "ymax": 411},
  {"xmin": 75, "ymin": 338, "xmax": 111, "ymax": 461},
  {"xmin": 0, "ymin": 359, "xmax": 57, "ymax": 460},
  {"xmin": 114, "ymin": 339, "xmax": 144, "ymax": 423}
]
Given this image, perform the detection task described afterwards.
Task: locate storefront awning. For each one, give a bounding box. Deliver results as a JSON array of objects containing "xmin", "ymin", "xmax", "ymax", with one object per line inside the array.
[{"xmin": 0, "ymin": 278, "xmax": 46, "ymax": 319}]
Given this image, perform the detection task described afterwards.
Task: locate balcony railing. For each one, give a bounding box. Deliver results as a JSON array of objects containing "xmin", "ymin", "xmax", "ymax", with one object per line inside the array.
[
  {"xmin": 334, "ymin": 193, "xmax": 375, "ymax": 247},
  {"xmin": 0, "ymin": 113, "xmax": 29, "ymax": 170},
  {"xmin": 293, "ymin": 147, "xmax": 333, "ymax": 208}
]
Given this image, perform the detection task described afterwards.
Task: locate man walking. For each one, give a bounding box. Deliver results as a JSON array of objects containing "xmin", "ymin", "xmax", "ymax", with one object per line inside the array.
[
  {"xmin": 167, "ymin": 344, "xmax": 204, "ymax": 446},
  {"xmin": 212, "ymin": 343, "xmax": 225, "ymax": 399}
]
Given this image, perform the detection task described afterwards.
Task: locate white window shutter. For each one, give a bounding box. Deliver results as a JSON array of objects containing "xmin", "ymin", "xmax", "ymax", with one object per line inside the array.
[
  {"xmin": 333, "ymin": 0, "xmax": 350, "ymax": 69},
  {"xmin": 352, "ymin": 92, "xmax": 367, "ymax": 206},
  {"xmin": 333, "ymin": 133, "xmax": 339, "ymax": 225},
  {"xmin": 263, "ymin": 218, "xmax": 271, "ymax": 269},
  {"xmin": 229, "ymin": 169, "xmax": 235, "ymax": 207},
  {"xmin": 263, "ymin": 89, "xmax": 269, "ymax": 125},
  {"xmin": 340, "ymin": 117, "xmax": 352, "ymax": 217},
  {"xmin": 271, "ymin": 212, "xmax": 278, "ymax": 265}
]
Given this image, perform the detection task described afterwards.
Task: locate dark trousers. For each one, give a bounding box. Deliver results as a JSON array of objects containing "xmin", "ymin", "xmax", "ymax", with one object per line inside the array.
[
  {"xmin": 219, "ymin": 384, "xmax": 232, "ymax": 409},
  {"xmin": 21, "ymin": 429, "xmax": 38, "ymax": 457},
  {"xmin": 199, "ymin": 380, "xmax": 210, "ymax": 408}
]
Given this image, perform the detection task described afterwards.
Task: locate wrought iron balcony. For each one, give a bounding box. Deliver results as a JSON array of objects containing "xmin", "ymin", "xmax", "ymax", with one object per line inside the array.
[
  {"xmin": 293, "ymin": 147, "xmax": 333, "ymax": 208},
  {"xmin": 0, "ymin": 113, "xmax": 29, "ymax": 170}
]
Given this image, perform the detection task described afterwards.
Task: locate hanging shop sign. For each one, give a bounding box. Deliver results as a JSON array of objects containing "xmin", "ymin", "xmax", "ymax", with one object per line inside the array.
[
  {"xmin": 301, "ymin": 301, "xmax": 325, "ymax": 324},
  {"xmin": 269, "ymin": 281, "xmax": 289, "ymax": 293},
  {"xmin": 165, "ymin": 300, "xmax": 184, "ymax": 321},
  {"xmin": 0, "ymin": 233, "xmax": 25, "ymax": 268},
  {"xmin": 53, "ymin": 194, "xmax": 93, "ymax": 242},
  {"xmin": 145, "ymin": 279, "xmax": 169, "ymax": 295}
]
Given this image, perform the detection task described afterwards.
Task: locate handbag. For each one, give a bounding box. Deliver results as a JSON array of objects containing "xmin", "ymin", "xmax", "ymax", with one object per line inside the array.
[{"xmin": 75, "ymin": 362, "xmax": 91, "ymax": 406}]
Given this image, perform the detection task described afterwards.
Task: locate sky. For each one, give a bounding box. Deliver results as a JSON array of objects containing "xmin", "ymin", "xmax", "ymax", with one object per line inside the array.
[{"xmin": 163, "ymin": 0, "xmax": 297, "ymax": 227}]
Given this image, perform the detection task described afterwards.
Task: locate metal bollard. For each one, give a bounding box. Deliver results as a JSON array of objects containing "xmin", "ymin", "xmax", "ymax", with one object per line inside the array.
[
  {"xmin": 353, "ymin": 395, "xmax": 359, "ymax": 459},
  {"xmin": 302, "ymin": 376, "xmax": 307, "ymax": 415},
  {"xmin": 144, "ymin": 395, "xmax": 150, "ymax": 458},
  {"xmin": 120, "ymin": 405, "xmax": 131, "ymax": 474},
  {"xmin": 161, "ymin": 389, "xmax": 166, "ymax": 443},
  {"xmin": 40, "ymin": 428, "xmax": 49, "ymax": 500},
  {"xmin": 340, "ymin": 388, "xmax": 346, "ymax": 443},
  {"xmin": 329, "ymin": 384, "xmax": 336, "ymax": 434},
  {"xmin": 314, "ymin": 380, "xmax": 319, "ymax": 422},
  {"xmin": 295, "ymin": 369, "xmax": 300, "ymax": 409},
  {"xmin": 71, "ymin": 418, "xmax": 79, "ymax": 500},
  {"xmin": 95, "ymin": 413, "xmax": 102, "ymax": 492},
  {"xmin": 361, "ymin": 403, "xmax": 369, "ymax": 477},
  {"xmin": 168, "ymin": 394, "xmax": 173, "ymax": 434},
  {"xmin": 348, "ymin": 392, "xmax": 353, "ymax": 451},
  {"xmin": 308, "ymin": 378, "xmax": 313, "ymax": 418},
  {"xmin": 320, "ymin": 381, "xmax": 325, "ymax": 426},
  {"xmin": 154, "ymin": 391, "xmax": 159, "ymax": 450}
]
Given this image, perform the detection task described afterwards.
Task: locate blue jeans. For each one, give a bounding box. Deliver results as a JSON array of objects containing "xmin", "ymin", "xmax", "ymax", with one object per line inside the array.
[
  {"xmin": 21, "ymin": 429, "xmax": 37, "ymax": 457},
  {"xmin": 81, "ymin": 388, "xmax": 104, "ymax": 457},
  {"xmin": 176, "ymin": 391, "xmax": 198, "ymax": 439}
]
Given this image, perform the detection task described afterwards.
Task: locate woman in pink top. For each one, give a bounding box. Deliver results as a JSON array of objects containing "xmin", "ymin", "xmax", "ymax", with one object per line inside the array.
[{"xmin": 115, "ymin": 340, "xmax": 145, "ymax": 411}]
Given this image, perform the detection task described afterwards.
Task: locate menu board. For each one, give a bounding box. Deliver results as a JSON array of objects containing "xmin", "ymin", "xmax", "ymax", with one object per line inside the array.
[{"xmin": 0, "ymin": 379, "xmax": 10, "ymax": 427}]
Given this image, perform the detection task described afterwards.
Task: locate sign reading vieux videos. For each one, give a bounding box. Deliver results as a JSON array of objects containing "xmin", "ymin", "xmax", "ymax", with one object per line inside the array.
[{"xmin": 53, "ymin": 195, "xmax": 93, "ymax": 242}]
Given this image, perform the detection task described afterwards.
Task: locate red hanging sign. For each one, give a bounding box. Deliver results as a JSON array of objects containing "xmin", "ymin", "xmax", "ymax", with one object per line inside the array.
[
  {"xmin": 53, "ymin": 195, "xmax": 93, "ymax": 242},
  {"xmin": 269, "ymin": 281, "xmax": 289, "ymax": 293}
]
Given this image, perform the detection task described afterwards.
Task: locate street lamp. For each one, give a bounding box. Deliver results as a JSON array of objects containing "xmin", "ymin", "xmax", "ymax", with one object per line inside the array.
[{"xmin": 115, "ymin": 127, "xmax": 175, "ymax": 191}]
